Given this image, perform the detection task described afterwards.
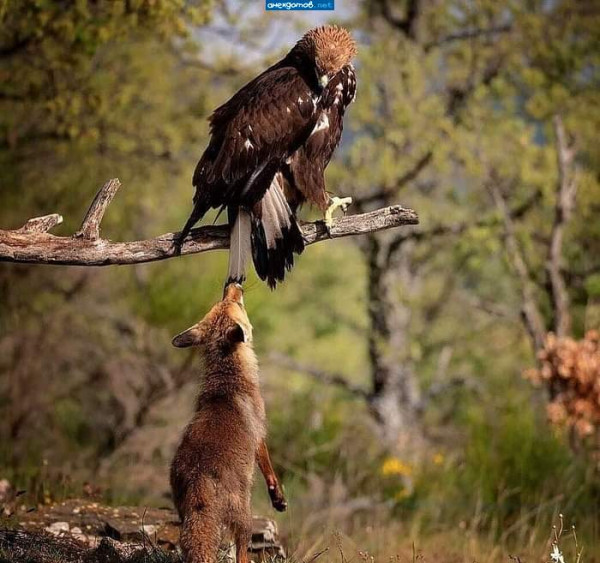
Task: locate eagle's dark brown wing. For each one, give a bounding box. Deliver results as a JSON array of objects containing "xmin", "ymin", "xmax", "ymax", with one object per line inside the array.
[
  {"xmin": 286, "ymin": 64, "xmax": 357, "ymax": 211},
  {"xmin": 191, "ymin": 65, "xmax": 318, "ymax": 214}
]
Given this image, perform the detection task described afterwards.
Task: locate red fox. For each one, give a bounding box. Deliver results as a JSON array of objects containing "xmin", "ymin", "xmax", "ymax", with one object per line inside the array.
[{"xmin": 170, "ymin": 283, "xmax": 286, "ymax": 563}]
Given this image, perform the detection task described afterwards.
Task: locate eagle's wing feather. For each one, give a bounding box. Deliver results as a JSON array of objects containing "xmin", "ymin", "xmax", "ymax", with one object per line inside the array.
[
  {"xmin": 192, "ymin": 66, "xmax": 318, "ymax": 212},
  {"xmin": 287, "ymin": 64, "xmax": 357, "ymax": 211}
]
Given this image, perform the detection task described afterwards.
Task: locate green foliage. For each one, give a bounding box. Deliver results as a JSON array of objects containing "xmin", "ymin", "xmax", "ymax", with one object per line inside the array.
[
  {"xmin": 0, "ymin": 0, "xmax": 599, "ymax": 556},
  {"xmin": 410, "ymin": 403, "xmax": 599, "ymax": 541},
  {"xmin": 53, "ymin": 398, "xmax": 91, "ymax": 448}
]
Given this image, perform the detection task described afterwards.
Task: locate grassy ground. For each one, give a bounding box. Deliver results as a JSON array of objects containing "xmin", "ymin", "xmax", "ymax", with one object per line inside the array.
[
  {"xmin": 289, "ymin": 527, "xmax": 588, "ymax": 563},
  {"xmin": 3, "ymin": 393, "xmax": 598, "ymax": 562},
  {"xmin": 279, "ymin": 514, "xmax": 592, "ymax": 563},
  {"xmin": 0, "ymin": 527, "xmax": 589, "ymax": 563}
]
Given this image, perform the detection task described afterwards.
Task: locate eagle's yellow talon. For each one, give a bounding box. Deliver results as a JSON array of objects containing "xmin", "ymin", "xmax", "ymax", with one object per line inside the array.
[{"xmin": 325, "ymin": 196, "xmax": 352, "ymax": 232}]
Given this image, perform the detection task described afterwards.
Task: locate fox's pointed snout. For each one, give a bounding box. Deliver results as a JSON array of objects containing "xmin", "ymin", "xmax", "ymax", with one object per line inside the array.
[{"xmin": 223, "ymin": 282, "xmax": 244, "ymax": 304}]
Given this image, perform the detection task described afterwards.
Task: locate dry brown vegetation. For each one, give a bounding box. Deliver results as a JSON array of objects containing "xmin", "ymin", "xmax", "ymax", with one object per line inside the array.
[{"xmin": 525, "ymin": 331, "xmax": 600, "ymax": 441}]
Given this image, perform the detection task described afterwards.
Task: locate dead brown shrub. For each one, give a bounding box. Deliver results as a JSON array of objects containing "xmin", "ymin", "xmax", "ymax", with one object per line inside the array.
[{"xmin": 524, "ymin": 330, "xmax": 600, "ymax": 438}]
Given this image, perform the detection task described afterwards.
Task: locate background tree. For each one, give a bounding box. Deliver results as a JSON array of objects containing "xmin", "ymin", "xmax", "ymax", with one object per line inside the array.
[
  {"xmin": 279, "ymin": 0, "xmax": 600, "ymax": 448},
  {"xmin": 1, "ymin": 0, "xmax": 599, "ymax": 559},
  {"xmin": 0, "ymin": 0, "xmax": 222, "ymax": 473},
  {"xmin": 271, "ymin": 0, "xmax": 600, "ymax": 544}
]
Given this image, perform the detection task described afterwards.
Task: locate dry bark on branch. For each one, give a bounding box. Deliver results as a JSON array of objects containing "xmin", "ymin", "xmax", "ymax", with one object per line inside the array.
[
  {"xmin": 75, "ymin": 178, "xmax": 121, "ymax": 240},
  {"xmin": 0, "ymin": 178, "xmax": 419, "ymax": 267},
  {"xmin": 17, "ymin": 213, "xmax": 64, "ymax": 234}
]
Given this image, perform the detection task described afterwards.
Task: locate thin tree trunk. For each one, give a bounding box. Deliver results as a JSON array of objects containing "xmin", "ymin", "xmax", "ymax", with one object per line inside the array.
[{"xmin": 364, "ymin": 234, "xmax": 424, "ymax": 454}]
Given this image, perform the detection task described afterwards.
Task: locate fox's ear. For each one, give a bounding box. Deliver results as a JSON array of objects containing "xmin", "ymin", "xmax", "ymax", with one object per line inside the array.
[
  {"xmin": 172, "ymin": 324, "xmax": 204, "ymax": 348},
  {"xmin": 226, "ymin": 322, "xmax": 247, "ymax": 344}
]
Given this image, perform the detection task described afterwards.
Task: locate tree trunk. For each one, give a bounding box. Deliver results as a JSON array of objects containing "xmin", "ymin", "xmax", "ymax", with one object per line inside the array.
[{"xmin": 364, "ymin": 235, "xmax": 425, "ymax": 455}]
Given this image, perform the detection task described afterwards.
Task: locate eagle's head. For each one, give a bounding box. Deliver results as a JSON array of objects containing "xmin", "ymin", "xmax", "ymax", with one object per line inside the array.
[{"xmin": 294, "ymin": 25, "xmax": 357, "ymax": 89}]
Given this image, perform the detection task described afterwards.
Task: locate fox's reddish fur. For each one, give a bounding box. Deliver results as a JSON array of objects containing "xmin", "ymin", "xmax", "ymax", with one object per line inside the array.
[{"xmin": 170, "ymin": 284, "xmax": 286, "ymax": 563}]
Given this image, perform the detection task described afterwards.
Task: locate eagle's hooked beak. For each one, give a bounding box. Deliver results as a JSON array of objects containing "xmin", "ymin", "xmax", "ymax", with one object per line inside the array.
[{"xmin": 319, "ymin": 74, "xmax": 329, "ymax": 88}]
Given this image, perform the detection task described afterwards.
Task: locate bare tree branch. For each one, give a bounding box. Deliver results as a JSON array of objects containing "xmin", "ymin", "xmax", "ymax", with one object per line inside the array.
[
  {"xmin": 488, "ymin": 179, "xmax": 546, "ymax": 351},
  {"xmin": 107, "ymin": 352, "xmax": 196, "ymax": 457},
  {"xmin": 446, "ymin": 55, "xmax": 504, "ymax": 117},
  {"xmin": 385, "ymin": 187, "xmax": 542, "ymax": 263},
  {"xmin": 373, "ymin": 0, "xmax": 422, "ymax": 40},
  {"xmin": 0, "ymin": 178, "xmax": 419, "ymax": 267},
  {"xmin": 270, "ymin": 353, "xmax": 370, "ymax": 400},
  {"xmin": 459, "ymin": 293, "xmax": 517, "ymax": 321},
  {"xmin": 481, "ymin": 118, "xmax": 577, "ymax": 350},
  {"xmin": 420, "ymin": 376, "xmax": 482, "ymax": 405},
  {"xmin": 547, "ymin": 115, "xmax": 577, "ymax": 337},
  {"xmin": 75, "ymin": 178, "xmax": 121, "ymax": 240},
  {"xmin": 386, "ymin": 221, "xmax": 469, "ymax": 263},
  {"xmin": 353, "ymin": 151, "xmax": 433, "ymax": 207},
  {"xmin": 424, "ymin": 24, "xmax": 512, "ymax": 51},
  {"xmin": 169, "ymin": 42, "xmax": 244, "ymax": 77},
  {"xmin": 308, "ymin": 302, "xmax": 367, "ymax": 336},
  {"xmin": 16, "ymin": 214, "xmax": 63, "ymax": 234}
]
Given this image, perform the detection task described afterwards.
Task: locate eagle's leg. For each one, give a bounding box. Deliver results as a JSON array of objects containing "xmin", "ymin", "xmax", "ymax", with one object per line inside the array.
[{"xmin": 324, "ymin": 196, "xmax": 353, "ymax": 234}]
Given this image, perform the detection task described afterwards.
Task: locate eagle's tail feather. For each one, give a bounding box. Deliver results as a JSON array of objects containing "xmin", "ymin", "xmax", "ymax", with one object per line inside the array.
[
  {"xmin": 251, "ymin": 173, "xmax": 304, "ymax": 289},
  {"xmin": 227, "ymin": 207, "xmax": 252, "ymax": 285}
]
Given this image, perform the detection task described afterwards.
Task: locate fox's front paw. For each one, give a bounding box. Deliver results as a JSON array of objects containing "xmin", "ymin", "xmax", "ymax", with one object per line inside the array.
[{"xmin": 268, "ymin": 485, "xmax": 287, "ymax": 512}]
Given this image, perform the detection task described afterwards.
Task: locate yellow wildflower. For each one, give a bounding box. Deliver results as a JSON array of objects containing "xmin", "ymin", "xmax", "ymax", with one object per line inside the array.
[
  {"xmin": 394, "ymin": 489, "xmax": 410, "ymax": 501},
  {"xmin": 381, "ymin": 457, "xmax": 412, "ymax": 477},
  {"xmin": 433, "ymin": 453, "xmax": 444, "ymax": 466}
]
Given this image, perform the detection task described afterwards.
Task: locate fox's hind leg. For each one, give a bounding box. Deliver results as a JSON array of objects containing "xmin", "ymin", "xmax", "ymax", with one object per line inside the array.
[
  {"xmin": 231, "ymin": 510, "xmax": 252, "ymax": 563},
  {"xmin": 180, "ymin": 509, "xmax": 221, "ymax": 563}
]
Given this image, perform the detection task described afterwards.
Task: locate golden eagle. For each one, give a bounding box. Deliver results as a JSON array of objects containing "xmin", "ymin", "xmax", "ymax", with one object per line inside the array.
[{"xmin": 177, "ymin": 25, "xmax": 357, "ymax": 288}]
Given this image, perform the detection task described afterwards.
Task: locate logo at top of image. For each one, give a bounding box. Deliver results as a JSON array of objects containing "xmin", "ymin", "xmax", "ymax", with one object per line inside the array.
[{"xmin": 266, "ymin": 0, "xmax": 334, "ymax": 10}]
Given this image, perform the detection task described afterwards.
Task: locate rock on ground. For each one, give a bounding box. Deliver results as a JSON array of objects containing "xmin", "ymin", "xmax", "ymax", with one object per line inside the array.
[{"xmin": 0, "ymin": 498, "xmax": 284, "ymax": 563}]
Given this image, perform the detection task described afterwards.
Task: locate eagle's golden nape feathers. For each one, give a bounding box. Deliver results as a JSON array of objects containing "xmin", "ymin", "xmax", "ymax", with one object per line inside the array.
[{"xmin": 295, "ymin": 25, "xmax": 357, "ymax": 76}]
